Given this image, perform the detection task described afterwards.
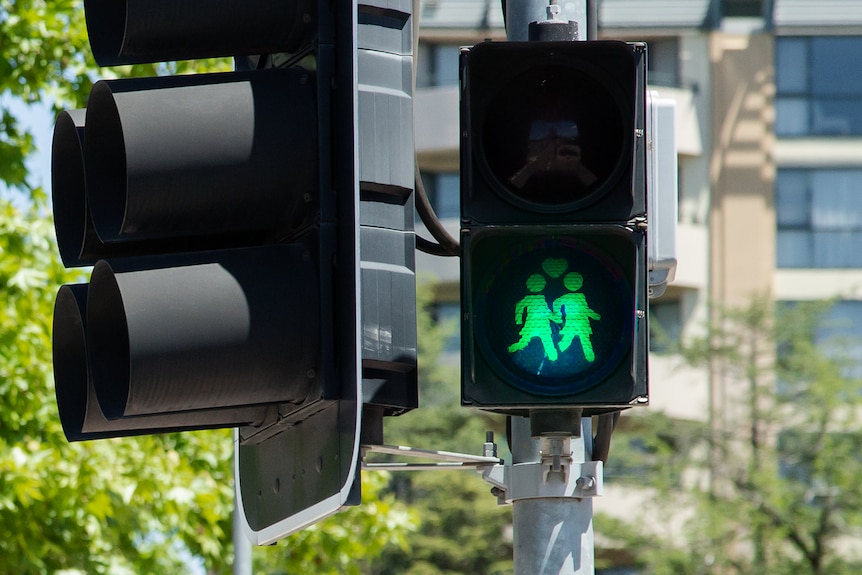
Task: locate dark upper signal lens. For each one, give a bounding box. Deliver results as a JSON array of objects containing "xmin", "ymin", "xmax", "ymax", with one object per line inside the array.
[{"xmin": 481, "ymin": 64, "xmax": 626, "ymax": 211}]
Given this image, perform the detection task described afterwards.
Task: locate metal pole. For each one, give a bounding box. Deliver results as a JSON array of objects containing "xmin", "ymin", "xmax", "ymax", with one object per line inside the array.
[
  {"xmin": 503, "ymin": 5, "xmax": 596, "ymax": 574},
  {"xmin": 513, "ymin": 498, "xmax": 595, "ymax": 574},
  {"xmin": 509, "ymin": 417, "xmax": 596, "ymax": 575},
  {"xmin": 233, "ymin": 496, "xmax": 253, "ymax": 575},
  {"xmin": 586, "ymin": 0, "xmax": 598, "ymax": 40},
  {"xmin": 505, "ymin": 0, "xmax": 588, "ymax": 41}
]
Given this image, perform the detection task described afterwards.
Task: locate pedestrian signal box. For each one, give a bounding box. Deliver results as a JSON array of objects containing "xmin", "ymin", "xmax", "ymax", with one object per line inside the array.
[{"xmin": 460, "ymin": 40, "xmax": 649, "ymax": 414}]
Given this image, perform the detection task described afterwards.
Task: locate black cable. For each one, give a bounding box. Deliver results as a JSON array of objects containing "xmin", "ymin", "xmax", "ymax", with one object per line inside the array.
[
  {"xmin": 414, "ymin": 156, "xmax": 459, "ymax": 256},
  {"xmin": 416, "ymin": 234, "xmax": 456, "ymax": 257},
  {"xmin": 592, "ymin": 410, "xmax": 620, "ymax": 464}
]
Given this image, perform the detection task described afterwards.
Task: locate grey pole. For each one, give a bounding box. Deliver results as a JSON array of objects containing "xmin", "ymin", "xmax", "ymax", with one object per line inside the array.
[
  {"xmin": 505, "ymin": 0, "xmax": 588, "ymax": 41},
  {"xmin": 503, "ymin": 3, "xmax": 597, "ymax": 574},
  {"xmin": 513, "ymin": 498, "xmax": 596, "ymax": 574},
  {"xmin": 510, "ymin": 417, "xmax": 596, "ymax": 575},
  {"xmin": 233, "ymin": 494, "xmax": 253, "ymax": 575}
]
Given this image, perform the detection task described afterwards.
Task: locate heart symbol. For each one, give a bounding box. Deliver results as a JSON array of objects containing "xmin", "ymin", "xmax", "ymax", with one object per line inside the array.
[{"xmin": 542, "ymin": 258, "xmax": 568, "ymax": 279}]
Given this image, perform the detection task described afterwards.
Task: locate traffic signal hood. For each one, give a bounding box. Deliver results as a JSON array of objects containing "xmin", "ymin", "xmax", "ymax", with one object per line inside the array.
[{"xmin": 52, "ymin": 35, "xmax": 329, "ymax": 444}]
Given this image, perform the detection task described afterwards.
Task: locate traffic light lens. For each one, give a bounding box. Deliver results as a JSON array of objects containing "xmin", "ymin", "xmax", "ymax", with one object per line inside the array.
[
  {"xmin": 469, "ymin": 230, "xmax": 634, "ymax": 397},
  {"xmin": 481, "ymin": 64, "xmax": 626, "ymax": 211}
]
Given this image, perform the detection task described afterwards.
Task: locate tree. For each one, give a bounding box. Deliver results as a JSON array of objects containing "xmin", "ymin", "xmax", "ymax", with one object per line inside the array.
[
  {"xmin": 253, "ymin": 472, "xmax": 417, "ymax": 575},
  {"xmin": 371, "ymin": 282, "xmax": 514, "ymax": 575},
  {"xmin": 1, "ymin": 2, "xmax": 416, "ymax": 572},
  {"xmin": 599, "ymin": 296, "xmax": 862, "ymax": 574},
  {"xmin": 0, "ymin": 190, "xmax": 238, "ymax": 573}
]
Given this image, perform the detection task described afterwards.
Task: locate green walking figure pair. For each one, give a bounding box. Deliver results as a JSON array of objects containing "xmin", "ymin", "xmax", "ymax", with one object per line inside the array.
[{"xmin": 507, "ymin": 258, "xmax": 601, "ymax": 363}]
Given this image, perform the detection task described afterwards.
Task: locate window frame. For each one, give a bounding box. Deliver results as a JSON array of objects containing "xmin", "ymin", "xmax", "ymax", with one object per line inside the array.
[{"xmin": 775, "ymin": 36, "xmax": 862, "ymax": 137}]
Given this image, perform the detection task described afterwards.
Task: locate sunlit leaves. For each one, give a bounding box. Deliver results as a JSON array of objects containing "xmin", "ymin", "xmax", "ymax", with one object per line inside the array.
[
  {"xmin": 256, "ymin": 472, "xmax": 419, "ymax": 575},
  {"xmin": 0, "ymin": 202, "xmax": 238, "ymax": 570}
]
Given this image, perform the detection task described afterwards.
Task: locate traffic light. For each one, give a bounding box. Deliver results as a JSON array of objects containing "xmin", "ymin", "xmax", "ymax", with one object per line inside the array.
[
  {"xmin": 51, "ymin": 0, "xmax": 416, "ymax": 543},
  {"xmin": 460, "ymin": 40, "xmax": 648, "ymax": 414}
]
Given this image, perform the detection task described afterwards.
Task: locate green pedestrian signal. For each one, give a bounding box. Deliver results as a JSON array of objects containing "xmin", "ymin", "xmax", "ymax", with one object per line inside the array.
[
  {"xmin": 460, "ymin": 40, "xmax": 649, "ymax": 414},
  {"xmin": 509, "ymin": 272, "xmax": 561, "ymax": 363},
  {"xmin": 464, "ymin": 227, "xmax": 641, "ymax": 407},
  {"xmin": 508, "ymin": 263, "xmax": 602, "ymax": 365},
  {"xmin": 554, "ymin": 271, "xmax": 602, "ymax": 362}
]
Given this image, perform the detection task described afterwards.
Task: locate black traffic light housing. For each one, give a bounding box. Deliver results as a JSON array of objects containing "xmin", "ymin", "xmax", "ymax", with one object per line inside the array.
[
  {"xmin": 51, "ymin": 0, "xmax": 417, "ymax": 543},
  {"xmin": 461, "ymin": 40, "xmax": 648, "ymax": 415}
]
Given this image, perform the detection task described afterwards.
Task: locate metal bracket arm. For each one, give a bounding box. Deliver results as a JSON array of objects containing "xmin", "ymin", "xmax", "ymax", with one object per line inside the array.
[{"xmin": 361, "ymin": 444, "xmax": 502, "ymax": 471}]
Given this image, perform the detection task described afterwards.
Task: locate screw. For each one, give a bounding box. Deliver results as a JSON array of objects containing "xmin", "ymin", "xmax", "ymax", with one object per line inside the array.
[{"xmin": 576, "ymin": 476, "xmax": 596, "ymax": 491}]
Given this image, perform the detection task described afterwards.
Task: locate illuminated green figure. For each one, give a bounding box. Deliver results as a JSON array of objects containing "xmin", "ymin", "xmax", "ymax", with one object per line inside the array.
[
  {"xmin": 507, "ymin": 273, "xmax": 558, "ymax": 362},
  {"xmin": 552, "ymin": 272, "xmax": 601, "ymax": 362}
]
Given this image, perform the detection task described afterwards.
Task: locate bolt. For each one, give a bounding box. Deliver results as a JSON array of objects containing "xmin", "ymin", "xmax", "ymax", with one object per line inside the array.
[
  {"xmin": 483, "ymin": 430, "xmax": 498, "ymax": 458},
  {"xmin": 576, "ymin": 476, "xmax": 596, "ymax": 491}
]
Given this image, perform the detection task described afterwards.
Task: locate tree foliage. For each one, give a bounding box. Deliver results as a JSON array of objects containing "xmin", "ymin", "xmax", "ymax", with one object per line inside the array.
[
  {"xmin": 255, "ymin": 472, "xmax": 417, "ymax": 575},
  {"xmin": 0, "ymin": 192, "xmax": 238, "ymax": 573},
  {"xmin": 601, "ymin": 296, "xmax": 862, "ymax": 575},
  {"xmin": 372, "ymin": 283, "xmax": 514, "ymax": 575}
]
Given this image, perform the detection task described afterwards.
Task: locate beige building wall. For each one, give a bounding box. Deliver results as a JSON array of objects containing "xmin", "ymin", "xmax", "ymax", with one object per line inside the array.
[
  {"xmin": 709, "ymin": 32, "xmax": 776, "ymax": 307},
  {"xmin": 705, "ymin": 32, "xmax": 778, "ymax": 471}
]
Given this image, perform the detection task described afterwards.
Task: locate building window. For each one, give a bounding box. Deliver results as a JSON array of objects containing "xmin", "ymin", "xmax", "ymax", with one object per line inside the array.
[
  {"xmin": 776, "ymin": 169, "xmax": 862, "ymax": 268},
  {"xmin": 778, "ymin": 300, "xmax": 862, "ymax": 390},
  {"xmin": 431, "ymin": 301, "xmax": 460, "ymax": 354},
  {"xmin": 649, "ymin": 299, "xmax": 681, "ymax": 354},
  {"xmin": 815, "ymin": 300, "xmax": 862, "ymax": 380},
  {"xmin": 421, "ymin": 171, "xmax": 460, "ymax": 219},
  {"xmin": 779, "ymin": 429, "xmax": 862, "ymax": 490},
  {"xmin": 776, "ymin": 37, "xmax": 862, "ymax": 137},
  {"xmin": 646, "ymin": 38, "xmax": 680, "ymax": 88},
  {"xmin": 723, "ymin": 0, "xmax": 763, "ymax": 17},
  {"xmin": 416, "ymin": 42, "xmax": 460, "ymax": 88}
]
